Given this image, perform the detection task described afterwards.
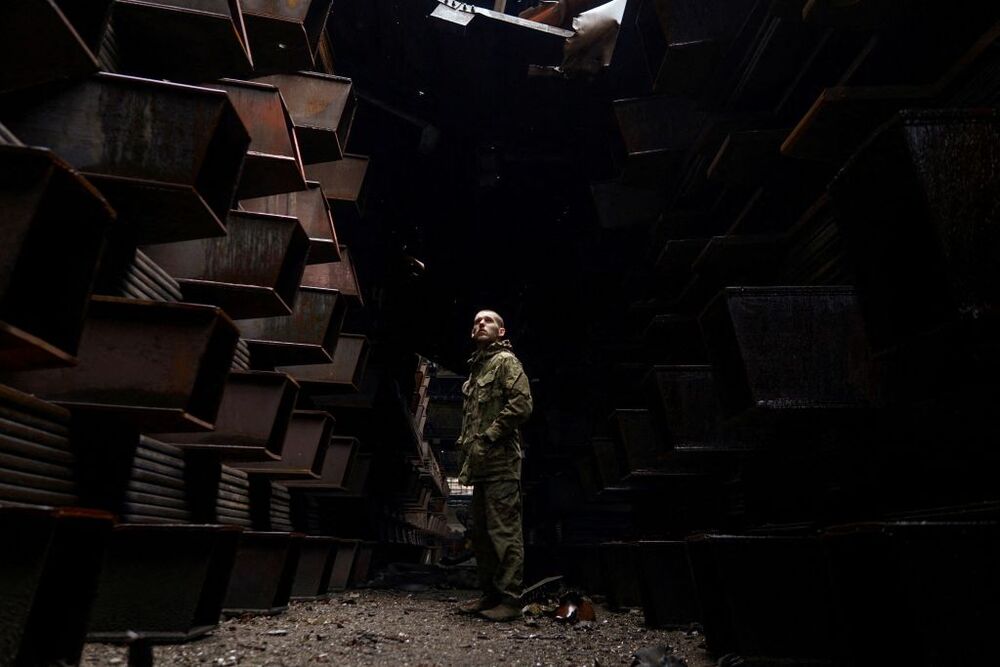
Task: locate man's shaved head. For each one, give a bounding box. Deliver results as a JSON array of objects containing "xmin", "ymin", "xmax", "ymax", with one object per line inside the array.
[
  {"xmin": 471, "ymin": 310, "xmax": 506, "ymax": 347},
  {"xmin": 476, "ymin": 309, "xmax": 504, "ymax": 330}
]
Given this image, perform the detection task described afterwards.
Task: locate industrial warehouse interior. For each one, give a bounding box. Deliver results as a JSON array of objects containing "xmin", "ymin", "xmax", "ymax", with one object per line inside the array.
[{"xmin": 1, "ymin": 0, "xmax": 998, "ymax": 665}]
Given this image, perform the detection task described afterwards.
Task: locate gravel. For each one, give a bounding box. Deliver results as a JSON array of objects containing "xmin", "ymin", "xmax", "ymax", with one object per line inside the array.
[{"xmin": 80, "ymin": 589, "xmax": 714, "ymax": 666}]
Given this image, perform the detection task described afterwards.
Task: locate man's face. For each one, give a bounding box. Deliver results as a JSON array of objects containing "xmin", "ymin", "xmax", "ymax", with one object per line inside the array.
[{"xmin": 471, "ymin": 310, "xmax": 505, "ymax": 346}]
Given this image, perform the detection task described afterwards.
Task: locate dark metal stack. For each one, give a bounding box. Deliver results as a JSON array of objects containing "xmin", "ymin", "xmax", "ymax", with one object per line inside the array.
[
  {"xmin": 117, "ymin": 250, "xmax": 185, "ymax": 303},
  {"xmin": 0, "ymin": 385, "xmax": 78, "ymax": 507},
  {"xmin": 0, "ymin": 0, "xmax": 375, "ymax": 651},
  {"xmin": 0, "ymin": 505, "xmax": 113, "ymax": 666},
  {"xmin": 515, "ymin": 5, "xmax": 1000, "ymax": 665},
  {"xmin": 119, "ymin": 437, "xmax": 191, "ymax": 524}
]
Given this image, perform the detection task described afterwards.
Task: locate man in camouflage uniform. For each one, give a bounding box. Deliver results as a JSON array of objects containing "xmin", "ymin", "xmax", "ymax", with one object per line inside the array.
[{"xmin": 456, "ymin": 309, "xmax": 533, "ymax": 621}]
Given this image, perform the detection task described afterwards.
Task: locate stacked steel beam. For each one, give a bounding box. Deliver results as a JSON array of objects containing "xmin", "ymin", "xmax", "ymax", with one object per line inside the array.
[
  {"xmin": 0, "ymin": 0, "xmax": 452, "ymax": 657},
  {"xmin": 526, "ymin": 3, "xmax": 1000, "ymax": 665}
]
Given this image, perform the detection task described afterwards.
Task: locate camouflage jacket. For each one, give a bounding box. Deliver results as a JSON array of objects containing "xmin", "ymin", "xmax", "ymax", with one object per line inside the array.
[{"xmin": 457, "ymin": 340, "xmax": 533, "ymax": 483}]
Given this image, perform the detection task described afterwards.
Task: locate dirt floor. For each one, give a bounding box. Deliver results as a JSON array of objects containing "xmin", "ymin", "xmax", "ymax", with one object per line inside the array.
[{"xmin": 80, "ymin": 589, "xmax": 715, "ymax": 666}]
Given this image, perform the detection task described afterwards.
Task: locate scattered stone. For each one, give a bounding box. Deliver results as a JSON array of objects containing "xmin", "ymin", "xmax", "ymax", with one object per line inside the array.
[{"xmin": 79, "ymin": 589, "xmax": 713, "ymax": 667}]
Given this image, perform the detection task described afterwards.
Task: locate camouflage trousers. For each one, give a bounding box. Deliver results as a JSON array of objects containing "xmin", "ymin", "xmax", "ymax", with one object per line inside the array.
[{"xmin": 470, "ymin": 480, "xmax": 524, "ymax": 601}]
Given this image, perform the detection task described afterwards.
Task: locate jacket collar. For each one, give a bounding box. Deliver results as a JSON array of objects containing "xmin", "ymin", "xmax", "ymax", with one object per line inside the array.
[{"xmin": 469, "ymin": 339, "xmax": 512, "ymax": 365}]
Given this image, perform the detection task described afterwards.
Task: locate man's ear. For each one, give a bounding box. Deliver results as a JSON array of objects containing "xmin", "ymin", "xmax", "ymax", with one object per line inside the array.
[{"xmin": 498, "ymin": 326, "xmax": 506, "ymax": 338}]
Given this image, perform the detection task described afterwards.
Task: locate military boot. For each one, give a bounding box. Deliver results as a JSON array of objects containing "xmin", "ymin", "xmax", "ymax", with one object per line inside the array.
[
  {"xmin": 479, "ymin": 598, "xmax": 523, "ymax": 622},
  {"xmin": 456, "ymin": 594, "xmax": 498, "ymax": 614}
]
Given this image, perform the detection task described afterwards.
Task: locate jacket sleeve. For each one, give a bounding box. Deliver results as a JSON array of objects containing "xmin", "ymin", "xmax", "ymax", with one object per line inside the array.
[{"xmin": 482, "ymin": 356, "xmax": 533, "ymax": 444}]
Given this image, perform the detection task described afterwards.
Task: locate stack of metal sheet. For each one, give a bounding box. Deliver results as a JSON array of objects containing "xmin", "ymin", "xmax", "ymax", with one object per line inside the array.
[
  {"xmin": 232, "ymin": 338, "xmax": 252, "ymax": 371},
  {"xmin": 217, "ymin": 465, "xmax": 252, "ymax": 527},
  {"xmin": 250, "ymin": 478, "xmax": 293, "ymax": 531},
  {"xmin": 121, "ymin": 437, "xmax": 191, "ymax": 524},
  {"xmin": 118, "ymin": 250, "xmax": 183, "ymax": 303},
  {"xmin": 0, "ymin": 385, "xmax": 78, "ymax": 507}
]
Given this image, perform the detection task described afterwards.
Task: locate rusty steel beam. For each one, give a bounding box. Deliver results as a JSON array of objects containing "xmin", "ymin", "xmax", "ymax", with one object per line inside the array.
[
  {"xmin": 686, "ymin": 533, "xmax": 835, "ymax": 662},
  {"xmin": 239, "ymin": 286, "xmax": 347, "ymax": 367},
  {"xmin": 156, "ymin": 370, "xmax": 299, "ymax": 461},
  {"xmin": 0, "ymin": 296, "xmax": 239, "ymax": 432},
  {"xmin": 109, "ymin": 0, "xmax": 254, "ymax": 81},
  {"xmin": 234, "ymin": 409, "xmax": 333, "ymax": 479},
  {"xmin": 699, "ymin": 286, "xmax": 878, "ymax": 421},
  {"xmin": 283, "ymin": 436, "xmax": 357, "ymax": 491},
  {"xmin": 240, "ymin": 181, "xmax": 342, "ymax": 264},
  {"xmin": 254, "ymin": 72, "xmax": 355, "ymax": 163},
  {"xmin": 2, "ymin": 73, "xmax": 250, "ymax": 244},
  {"xmin": 0, "ymin": 506, "xmax": 114, "ymax": 666},
  {"xmin": 326, "ymin": 538, "xmax": 360, "ymax": 591},
  {"xmin": 0, "ymin": 145, "xmax": 115, "ymax": 371},
  {"xmin": 86, "ymin": 523, "xmax": 243, "ymax": 642},
  {"xmin": 643, "ymin": 366, "xmax": 727, "ymax": 450},
  {"xmin": 0, "ymin": 0, "xmax": 100, "ymax": 93},
  {"xmin": 635, "ymin": 540, "xmax": 701, "ymax": 629},
  {"xmin": 143, "ymin": 210, "xmax": 310, "ymax": 319},
  {"xmin": 222, "ymin": 531, "xmax": 304, "ymax": 615},
  {"xmin": 301, "ymin": 248, "xmax": 364, "ymax": 306},
  {"xmin": 239, "ymin": 0, "xmax": 334, "ymax": 72},
  {"xmin": 602, "ymin": 542, "xmax": 643, "ymax": 610},
  {"xmin": 830, "ymin": 109, "xmax": 1000, "ymax": 350},
  {"xmin": 210, "ymin": 79, "xmax": 307, "ymax": 199},
  {"xmin": 277, "ymin": 334, "xmax": 369, "ymax": 394},
  {"xmin": 305, "ymin": 154, "xmax": 369, "ymax": 221},
  {"xmin": 290, "ymin": 535, "xmax": 336, "ymax": 599}
]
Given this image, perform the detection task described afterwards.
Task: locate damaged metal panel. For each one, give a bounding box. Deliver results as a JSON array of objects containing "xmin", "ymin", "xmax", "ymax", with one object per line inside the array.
[
  {"xmin": 2, "ymin": 73, "xmax": 250, "ymax": 244},
  {"xmin": 241, "ymin": 181, "xmax": 342, "ymax": 263},
  {"xmin": 254, "ymin": 72, "xmax": 356, "ymax": 163},
  {"xmin": 0, "ymin": 297, "xmax": 239, "ymax": 432},
  {"xmin": 143, "ymin": 210, "xmax": 310, "ymax": 319},
  {"xmin": 0, "ymin": 145, "xmax": 115, "ymax": 370}
]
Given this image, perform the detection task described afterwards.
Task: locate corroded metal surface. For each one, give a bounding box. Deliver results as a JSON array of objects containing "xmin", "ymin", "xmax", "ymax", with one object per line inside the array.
[
  {"xmin": 254, "ymin": 72, "xmax": 355, "ymax": 163},
  {"xmin": 239, "ymin": 287, "xmax": 347, "ymax": 367},
  {"xmin": 0, "ymin": 297, "xmax": 239, "ymax": 432},
  {"xmin": 0, "ymin": 145, "xmax": 115, "ymax": 370},
  {"xmin": 109, "ymin": 0, "xmax": 253, "ymax": 81},
  {"xmin": 156, "ymin": 370, "xmax": 299, "ymax": 461},
  {"xmin": 3, "ymin": 73, "xmax": 250, "ymax": 244},
  {"xmin": 143, "ymin": 210, "xmax": 310, "ymax": 318},
  {"xmin": 235, "ymin": 410, "xmax": 333, "ymax": 478}
]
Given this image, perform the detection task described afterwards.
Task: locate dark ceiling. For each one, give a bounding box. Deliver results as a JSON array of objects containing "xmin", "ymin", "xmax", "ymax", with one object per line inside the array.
[{"xmin": 326, "ymin": 0, "xmax": 644, "ymax": 376}]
